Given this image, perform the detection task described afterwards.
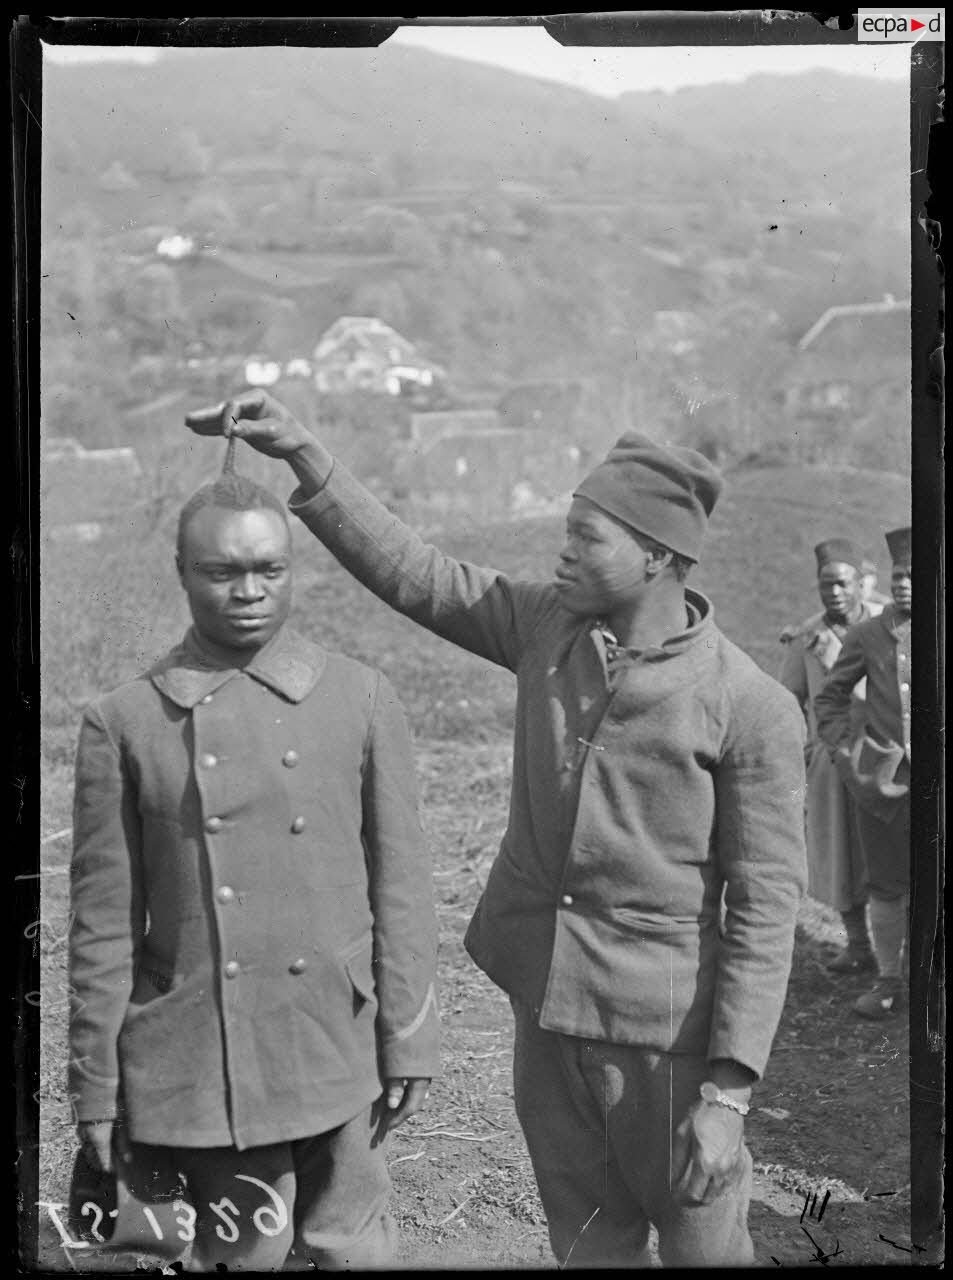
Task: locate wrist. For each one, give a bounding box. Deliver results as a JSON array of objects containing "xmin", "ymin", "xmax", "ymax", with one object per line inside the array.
[
  {"xmin": 707, "ymin": 1058, "xmax": 755, "ymax": 1097},
  {"xmin": 288, "ymin": 440, "xmax": 334, "ymax": 495}
]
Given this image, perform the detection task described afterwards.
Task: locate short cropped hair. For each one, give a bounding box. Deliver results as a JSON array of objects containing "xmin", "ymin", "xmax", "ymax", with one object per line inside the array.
[{"xmin": 176, "ymin": 473, "xmax": 289, "ymax": 560}]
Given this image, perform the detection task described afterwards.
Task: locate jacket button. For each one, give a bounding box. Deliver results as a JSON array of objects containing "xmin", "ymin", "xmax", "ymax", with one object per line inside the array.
[
  {"xmin": 289, "ymin": 957, "xmax": 307, "ymax": 974},
  {"xmin": 900, "ymin": 682, "xmax": 909, "ymax": 692},
  {"xmin": 291, "ymin": 816, "xmax": 306, "ymax": 834},
  {"xmin": 223, "ymin": 960, "xmax": 240, "ymax": 979},
  {"xmin": 201, "ymin": 694, "xmax": 214, "ymax": 704},
  {"xmin": 282, "ymin": 750, "xmax": 300, "ymax": 768},
  {"xmin": 216, "ymin": 885, "xmax": 235, "ymax": 904},
  {"xmin": 561, "ymin": 894, "xmax": 574, "ymax": 907},
  {"xmin": 199, "ymin": 753, "xmax": 218, "ymax": 769},
  {"xmin": 205, "ymin": 816, "xmax": 223, "ymax": 833}
]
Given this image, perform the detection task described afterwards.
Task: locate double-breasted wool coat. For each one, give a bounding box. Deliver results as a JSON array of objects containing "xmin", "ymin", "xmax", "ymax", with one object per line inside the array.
[
  {"xmin": 814, "ymin": 604, "xmax": 911, "ymax": 893},
  {"xmin": 68, "ymin": 625, "xmax": 439, "ymax": 1151},
  {"xmin": 778, "ymin": 603, "xmax": 882, "ymax": 911},
  {"xmin": 288, "ymin": 462, "xmax": 808, "ymax": 1081}
]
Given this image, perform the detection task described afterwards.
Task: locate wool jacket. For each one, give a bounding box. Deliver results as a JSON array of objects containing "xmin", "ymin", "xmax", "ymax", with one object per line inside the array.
[
  {"xmin": 778, "ymin": 604, "xmax": 881, "ymax": 910},
  {"xmin": 290, "ymin": 463, "xmax": 807, "ymax": 1080},
  {"xmin": 68, "ymin": 625, "xmax": 439, "ymax": 1150},
  {"xmin": 814, "ymin": 604, "xmax": 911, "ymax": 822}
]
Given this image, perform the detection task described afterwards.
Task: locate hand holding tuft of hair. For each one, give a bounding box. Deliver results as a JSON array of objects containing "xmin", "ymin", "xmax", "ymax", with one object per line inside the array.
[{"xmin": 186, "ymin": 390, "xmax": 315, "ymax": 460}]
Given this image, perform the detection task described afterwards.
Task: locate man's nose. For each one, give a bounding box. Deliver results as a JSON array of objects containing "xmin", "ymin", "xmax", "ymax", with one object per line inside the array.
[
  {"xmin": 560, "ymin": 542, "xmax": 577, "ymax": 563},
  {"xmin": 233, "ymin": 572, "xmax": 265, "ymax": 599}
]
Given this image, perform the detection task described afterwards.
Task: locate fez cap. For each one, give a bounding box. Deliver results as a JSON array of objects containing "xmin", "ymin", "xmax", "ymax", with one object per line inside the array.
[
  {"xmin": 814, "ymin": 538, "xmax": 864, "ymax": 572},
  {"xmin": 573, "ymin": 433, "xmax": 723, "ymax": 563},
  {"xmin": 885, "ymin": 526, "xmax": 912, "ymax": 565}
]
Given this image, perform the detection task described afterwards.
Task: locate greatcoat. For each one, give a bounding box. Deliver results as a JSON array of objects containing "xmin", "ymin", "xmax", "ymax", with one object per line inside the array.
[
  {"xmin": 778, "ymin": 602, "xmax": 882, "ymax": 911},
  {"xmin": 288, "ymin": 462, "xmax": 808, "ymax": 1081},
  {"xmin": 814, "ymin": 604, "xmax": 911, "ymax": 894},
  {"xmin": 68, "ymin": 625, "xmax": 439, "ymax": 1151}
]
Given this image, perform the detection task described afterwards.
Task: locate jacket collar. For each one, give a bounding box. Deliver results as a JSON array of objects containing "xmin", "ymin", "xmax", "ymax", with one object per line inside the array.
[
  {"xmin": 591, "ymin": 586, "xmax": 713, "ymax": 665},
  {"xmin": 879, "ymin": 602, "xmax": 911, "ymax": 640},
  {"xmin": 149, "ymin": 626, "xmax": 327, "ymax": 709}
]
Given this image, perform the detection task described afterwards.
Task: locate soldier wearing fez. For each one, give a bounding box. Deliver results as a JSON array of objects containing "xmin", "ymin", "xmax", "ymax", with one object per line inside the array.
[
  {"xmin": 187, "ymin": 390, "xmax": 808, "ymax": 1269},
  {"xmin": 67, "ymin": 443, "xmax": 439, "ymax": 1270},
  {"xmin": 779, "ymin": 538, "xmax": 883, "ymax": 974},
  {"xmin": 816, "ymin": 527, "xmax": 912, "ymax": 1020}
]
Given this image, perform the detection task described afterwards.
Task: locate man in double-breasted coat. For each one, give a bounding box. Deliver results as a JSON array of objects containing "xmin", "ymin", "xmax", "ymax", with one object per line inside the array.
[
  {"xmin": 68, "ymin": 470, "xmax": 439, "ymax": 1270},
  {"xmin": 779, "ymin": 538, "xmax": 883, "ymax": 973},
  {"xmin": 187, "ymin": 392, "xmax": 807, "ymax": 1270},
  {"xmin": 815, "ymin": 526, "xmax": 911, "ymax": 1020}
]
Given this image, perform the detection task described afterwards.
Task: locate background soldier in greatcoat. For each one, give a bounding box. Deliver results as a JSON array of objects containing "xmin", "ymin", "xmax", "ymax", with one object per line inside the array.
[
  {"xmin": 815, "ymin": 526, "xmax": 912, "ymax": 1020},
  {"xmin": 68, "ymin": 470, "xmax": 439, "ymax": 1270},
  {"xmin": 779, "ymin": 537, "xmax": 882, "ymax": 973}
]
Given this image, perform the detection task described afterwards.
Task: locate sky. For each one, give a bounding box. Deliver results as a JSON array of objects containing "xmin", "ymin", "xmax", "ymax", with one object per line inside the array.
[{"xmin": 42, "ymin": 25, "xmax": 910, "ymax": 96}]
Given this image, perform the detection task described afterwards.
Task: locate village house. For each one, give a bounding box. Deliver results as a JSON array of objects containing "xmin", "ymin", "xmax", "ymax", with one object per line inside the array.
[
  {"xmin": 397, "ymin": 409, "xmax": 582, "ymax": 521},
  {"xmin": 312, "ymin": 316, "xmax": 444, "ymax": 396},
  {"xmin": 41, "ymin": 437, "xmax": 143, "ymax": 543},
  {"xmin": 783, "ymin": 294, "xmax": 910, "ymax": 418}
]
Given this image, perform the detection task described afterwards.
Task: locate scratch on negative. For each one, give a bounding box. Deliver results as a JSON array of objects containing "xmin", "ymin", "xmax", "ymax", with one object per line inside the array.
[{"xmin": 561, "ymin": 1206, "xmax": 601, "ymax": 1269}]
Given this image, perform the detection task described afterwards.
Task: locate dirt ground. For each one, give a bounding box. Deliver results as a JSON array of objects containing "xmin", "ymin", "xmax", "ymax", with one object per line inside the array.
[{"xmin": 33, "ymin": 740, "xmax": 914, "ymax": 1273}]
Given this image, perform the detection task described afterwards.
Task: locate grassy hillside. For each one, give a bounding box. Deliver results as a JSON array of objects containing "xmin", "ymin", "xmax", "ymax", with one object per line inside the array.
[{"xmin": 41, "ymin": 50, "xmax": 910, "ymax": 470}]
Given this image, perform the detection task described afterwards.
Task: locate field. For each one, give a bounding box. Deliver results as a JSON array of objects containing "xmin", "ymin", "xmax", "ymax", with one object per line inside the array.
[{"xmin": 32, "ymin": 456, "xmax": 915, "ymax": 1269}]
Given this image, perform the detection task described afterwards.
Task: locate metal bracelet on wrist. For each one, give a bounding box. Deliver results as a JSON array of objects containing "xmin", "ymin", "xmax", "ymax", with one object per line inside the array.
[{"xmin": 699, "ymin": 1080, "xmax": 750, "ymax": 1115}]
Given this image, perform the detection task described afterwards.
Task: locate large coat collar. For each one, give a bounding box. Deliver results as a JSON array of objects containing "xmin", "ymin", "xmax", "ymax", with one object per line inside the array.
[{"xmin": 149, "ymin": 626, "xmax": 327, "ymax": 709}]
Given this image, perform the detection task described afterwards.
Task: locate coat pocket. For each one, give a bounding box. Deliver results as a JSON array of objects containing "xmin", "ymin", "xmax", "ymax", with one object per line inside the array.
[{"xmin": 342, "ymin": 938, "xmax": 378, "ymax": 1013}]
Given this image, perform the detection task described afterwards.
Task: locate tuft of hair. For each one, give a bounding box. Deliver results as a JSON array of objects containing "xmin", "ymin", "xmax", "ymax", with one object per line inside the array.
[{"xmin": 176, "ymin": 472, "xmax": 288, "ymax": 559}]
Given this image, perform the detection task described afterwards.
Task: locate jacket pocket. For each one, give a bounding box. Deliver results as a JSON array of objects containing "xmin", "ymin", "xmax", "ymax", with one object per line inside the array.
[
  {"xmin": 342, "ymin": 938, "xmax": 377, "ymax": 1010},
  {"xmin": 129, "ymin": 957, "xmax": 174, "ymax": 1005}
]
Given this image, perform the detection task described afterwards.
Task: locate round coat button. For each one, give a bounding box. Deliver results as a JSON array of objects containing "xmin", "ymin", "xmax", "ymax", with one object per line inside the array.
[
  {"xmin": 205, "ymin": 816, "xmax": 223, "ymax": 833},
  {"xmin": 282, "ymin": 750, "xmax": 300, "ymax": 768},
  {"xmin": 900, "ymin": 682, "xmax": 909, "ymax": 692},
  {"xmin": 201, "ymin": 694, "xmax": 214, "ymax": 704},
  {"xmin": 216, "ymin": 886, "xmax": 235, "ymax": 904},
  {"xmin": 223, "ymin": 961, "xmax": 240, "ymax": 979},
  {"xmin": 289, "ymin": 958, "xmax": 307, "ymax": 974},
  {"xmin": 199, "ymin": 753, "xmax": 218, "ymax": 769},
  {"xmin": 291, "ymin": 816, "xmax": 306, "ymax": 834},
  {"xmin": 561, "ymin": 894, "xmax": 574, "ymax": 907}
]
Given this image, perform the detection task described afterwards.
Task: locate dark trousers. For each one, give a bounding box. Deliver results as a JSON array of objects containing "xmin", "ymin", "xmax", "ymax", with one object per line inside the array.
[
  {"xmin": 856, "ymin": 796, "xmax": 910, "ymax": 897},
  {"xmin": 511, "ymin": 998, "xmax": 754, "ymax": 1269},
  {"xmin": 129, "ymin": 1103, "xmax": 394, "ymax": 1271}
]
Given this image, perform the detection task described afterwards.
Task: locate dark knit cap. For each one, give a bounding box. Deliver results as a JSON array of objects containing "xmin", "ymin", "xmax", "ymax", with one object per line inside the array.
[
  {"xmin": 885, "ymin": 526, "xmax": 912, "ymax": 566},
  {"xmin": 814, "ymin": 538, "xmax": 864, "ymax": 572},
  {"xmin": 573, "ymin": 433, "xmax": 723, "ymax": 562}
]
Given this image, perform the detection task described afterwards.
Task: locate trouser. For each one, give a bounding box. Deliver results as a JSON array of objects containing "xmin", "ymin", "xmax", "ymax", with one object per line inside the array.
[
  {"xmin": 127, "ymin": 1102, "xmax": 395, "ymax": 1271},
  {"xmin": 856, "ymin": 798, "xmax": 909, "ymax": 978},
  {"xmin": 510, "ymin": 998, "xmax": 754, "ymax": 1269}
]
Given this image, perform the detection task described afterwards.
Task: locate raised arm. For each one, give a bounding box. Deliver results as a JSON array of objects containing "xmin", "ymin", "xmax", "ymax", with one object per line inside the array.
[{"xmin": 186, "ymin": 392, "xmax": 546, "ymax": 672}]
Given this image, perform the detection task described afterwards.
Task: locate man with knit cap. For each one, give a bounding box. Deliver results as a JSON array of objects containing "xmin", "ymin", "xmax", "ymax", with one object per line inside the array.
[
  {"xmin": 187, "ymin": 391, "xmax": 808, "ymax": 1270},
  {"xmin": 815, "ymin": 527, "xmax": 911, "ymax": 1019},
  {"xmin": 779, "ymin": 538, "xmax": 883, "ymax": 974}
]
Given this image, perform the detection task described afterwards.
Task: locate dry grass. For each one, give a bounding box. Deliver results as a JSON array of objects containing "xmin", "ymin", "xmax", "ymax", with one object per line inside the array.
[{"xmin": 33, "ymin": 452, "xmax": 912, "ymax": 1267}]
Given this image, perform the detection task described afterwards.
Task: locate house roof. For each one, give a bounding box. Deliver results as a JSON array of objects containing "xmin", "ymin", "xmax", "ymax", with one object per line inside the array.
[
  {"xmin": 410, "ymin": 409, "xmax": 501, "ymax": 451},
  {"xmin": 798, "ymin": 296, "xmax": 911, "ymax": 351},
  {"xmin": 42, "ymin": 442, "xmax": 142, "ymax": 528},
  {"xmin": 313, "ymin": 316, "xmax": 424, "ymax": 367}
]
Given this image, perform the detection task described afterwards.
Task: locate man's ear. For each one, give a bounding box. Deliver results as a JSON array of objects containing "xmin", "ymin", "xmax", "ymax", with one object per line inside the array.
[{"xmin": 646, "ymin": 545, "xmax": 674, "ymax": 578}]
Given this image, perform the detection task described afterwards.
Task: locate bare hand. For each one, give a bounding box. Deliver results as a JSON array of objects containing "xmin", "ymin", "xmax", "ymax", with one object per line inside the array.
[
  {"xmin": 374, "ymin": 1077, "xmax": 431, "ymax": 1143},
  {"xmin": 77, "ymin": 1119, "xmax": 128, "ymax": 1175},
  {"xmin": 185, "ymin": 390, "xmax": 314, "ymax": 459},
  {"xmin": 671, "ymin": 1102, "xmax": 746, "ymax": 1206}
]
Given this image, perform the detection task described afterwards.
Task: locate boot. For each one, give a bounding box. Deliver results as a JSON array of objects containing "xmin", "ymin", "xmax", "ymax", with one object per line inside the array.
[{"xmin": 854, "ymin": 978, "xmax": 906, "ymax": 1019}]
